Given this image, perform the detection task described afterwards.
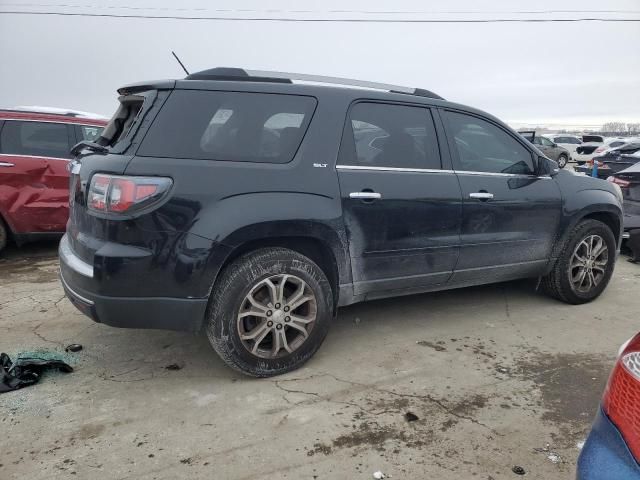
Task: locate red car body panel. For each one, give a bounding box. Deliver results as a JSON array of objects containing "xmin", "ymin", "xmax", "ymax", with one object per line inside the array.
[{"xmin": 0, "ymin": 110, "xmax": 107, "ymax": 238}]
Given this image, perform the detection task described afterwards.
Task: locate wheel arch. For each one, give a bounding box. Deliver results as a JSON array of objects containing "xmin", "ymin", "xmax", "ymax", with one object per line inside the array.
[
  {"xmin": 204, "ymin": 220, "xmax": 351, "ymax": 316},
  {"xmin": 222, "ymin": 235, "xmax": 340, "ymax": 296},
  {"xmin": 550, "ymin": 205, "xmax": 623, "ymax": 263}
]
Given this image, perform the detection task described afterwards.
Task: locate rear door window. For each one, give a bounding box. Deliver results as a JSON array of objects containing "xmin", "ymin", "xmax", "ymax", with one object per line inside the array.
[
  {"xmin": 339, "ymin": 102, "xmax": 441, "ymax": 169},
  {"xmin": 138, "ymin": 90, "xmax": 317, "ymax": 163},
  {"xmin": 0, "ymin": 120, "xmax": 71, "ymax": 159},
  {"xmin": 444, "ymin": 111, "xmax": 535, "ymax": 175}
]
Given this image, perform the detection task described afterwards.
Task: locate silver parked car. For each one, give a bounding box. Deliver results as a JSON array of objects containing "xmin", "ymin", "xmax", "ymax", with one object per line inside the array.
[{"xmin": 519, "ymin": 131, "xmax": 571, "ymax": 168}]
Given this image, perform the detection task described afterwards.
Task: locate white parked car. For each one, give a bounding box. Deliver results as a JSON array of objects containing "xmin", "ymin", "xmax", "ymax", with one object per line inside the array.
[
  {"xmin": 594, "ymin": 137, "xmax": 640, "ymax": 157},
  {"xmin": 574, "ymin": 135, "xmax": 632, "ymax": 165}
]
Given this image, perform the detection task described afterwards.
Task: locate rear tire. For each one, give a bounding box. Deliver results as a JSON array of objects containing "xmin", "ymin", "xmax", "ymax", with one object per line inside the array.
[
  {"xmin": 205, "ymin": 248, "xmax": 334, "ymax": 377},
  {"xmin": 541, "ymin": 219, "xmax": 616, "ymax": 304},
  {"xmin": 557, "ymin": 154, "xmax": 568, "ymax": 168}
]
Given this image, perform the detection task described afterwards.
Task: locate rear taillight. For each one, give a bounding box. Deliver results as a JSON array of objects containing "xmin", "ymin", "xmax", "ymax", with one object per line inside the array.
[
  {"xmin": 603, "ymin": 334, "xmax": 640, "ymax": 461},
  {"xmin": 595, "ymin": 146, "xmax": 605, "ymax": 153},
  {"xmin": 88, "ymin": 174, "xmax": 172, "ymax": 214},
  {"xmin": 608, "ymin": 176, "xmax": 631, "ymax": 188}
]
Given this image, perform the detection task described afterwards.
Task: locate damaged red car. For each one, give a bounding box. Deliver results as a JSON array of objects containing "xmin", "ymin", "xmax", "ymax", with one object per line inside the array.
[{"xmin": 0, "ymin": 107, "xmax": 107, "ymax": 252}]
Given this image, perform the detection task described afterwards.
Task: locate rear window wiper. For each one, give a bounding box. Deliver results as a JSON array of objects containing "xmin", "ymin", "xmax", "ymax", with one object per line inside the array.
[{"xmin": 70, "ymin": 141, "xmax": 109, "ymax": 157}]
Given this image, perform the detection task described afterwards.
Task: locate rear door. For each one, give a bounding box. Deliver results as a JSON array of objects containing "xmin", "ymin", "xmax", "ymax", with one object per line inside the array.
[
  {"xmin": 0, "ymin": 119, "xmax": 73, "ymax": 233},
  {"xmin": 337, "ymin": 101, "xmax": 462, "ymax": 296},
  {"xmin": 441, "ymin": 110, "xmax": 562, "ymax": 283}
]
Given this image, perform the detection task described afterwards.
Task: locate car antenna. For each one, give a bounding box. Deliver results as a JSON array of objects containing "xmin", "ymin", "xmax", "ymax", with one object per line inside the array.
[{"xmin": 171, "ymin": 51, "xmax": 190, "ymax": 76}]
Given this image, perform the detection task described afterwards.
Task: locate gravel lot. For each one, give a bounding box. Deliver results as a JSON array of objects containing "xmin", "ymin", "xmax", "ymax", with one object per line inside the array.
[{"xmin": 1, "ymin": 241, "xmax": 639, "ymax": 479}]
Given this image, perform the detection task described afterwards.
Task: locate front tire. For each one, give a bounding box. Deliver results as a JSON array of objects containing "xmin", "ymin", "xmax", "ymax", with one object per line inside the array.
[
  {"xmin": 541, "ymin": 219, "xmax": 616, "ymax": 304},
  {"xmin": 0, "ymin": 218, "xmax": 8, "ymax": 254},
  {"xmin": 205, "ymin": 248, "xmax": 334, "ymax": 377},
  {"xmin": 557, "ymin": 154, "xmax": 568, "ymax": 168}
]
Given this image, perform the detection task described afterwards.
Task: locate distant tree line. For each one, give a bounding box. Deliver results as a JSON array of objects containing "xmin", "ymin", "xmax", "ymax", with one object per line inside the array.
[
  {"xmin": 555, "ymin": 123, "xmax": 640, "ymax": 136},
  {"xmin": 598, "ymin": 122, "xmax": 640, "ymax": 136}
]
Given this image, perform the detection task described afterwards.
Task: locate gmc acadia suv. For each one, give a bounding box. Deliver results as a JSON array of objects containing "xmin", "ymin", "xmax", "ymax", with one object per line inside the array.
[{"xmin": 59, "ymin": 68, "xmax": 624, "ymax": 377}]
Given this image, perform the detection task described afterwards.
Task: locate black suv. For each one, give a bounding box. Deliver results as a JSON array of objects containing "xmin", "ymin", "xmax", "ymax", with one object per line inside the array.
[{"xmin": 60, "ymin": 68, "xmax": 624, "ymax": 377}]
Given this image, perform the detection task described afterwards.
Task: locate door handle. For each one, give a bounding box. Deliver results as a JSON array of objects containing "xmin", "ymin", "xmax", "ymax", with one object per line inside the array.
[
  {"xmin": 349, "ymin": 191, "xmax": 382, "ymax": 200},
  {"xmin": 0, "ymin": 162, "xmax": 15, "ymax": 167},
  {"xmin": 469, "ymin": 192, "xmax": 494, "ymax": 200}
]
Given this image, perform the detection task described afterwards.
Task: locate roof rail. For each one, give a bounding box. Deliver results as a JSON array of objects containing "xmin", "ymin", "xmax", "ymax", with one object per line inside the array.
[
  {"xmin": 5, "ymin": 106, "xmax": 108, "ymax": 119},
  {"xmin": 184, "ymin": 68, "xmax": 445, "ymax": 100}
]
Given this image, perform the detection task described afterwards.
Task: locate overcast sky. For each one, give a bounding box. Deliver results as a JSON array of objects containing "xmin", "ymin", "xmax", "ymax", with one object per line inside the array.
[{"xmin": 0, "ymin": 0, "xmax": 638, "ymax": 128}]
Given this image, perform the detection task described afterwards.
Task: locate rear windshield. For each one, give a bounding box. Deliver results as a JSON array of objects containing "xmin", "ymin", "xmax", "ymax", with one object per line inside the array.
[
  {"xmin": 98, "ymin": 92, "xmax": 152, "ymax": 148},
  {"xmin": 137, "ymin": 90, "xmax": 317, "ymax": 163},
  {"xmin": 582, "ymin": 135, "xmax": 604, "ymax": 143}
]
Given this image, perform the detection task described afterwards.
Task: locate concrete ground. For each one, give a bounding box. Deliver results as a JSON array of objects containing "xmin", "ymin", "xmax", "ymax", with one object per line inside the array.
[{"xmin": 1, "ymin": 241, "xmax": 639, "ymax": 480}]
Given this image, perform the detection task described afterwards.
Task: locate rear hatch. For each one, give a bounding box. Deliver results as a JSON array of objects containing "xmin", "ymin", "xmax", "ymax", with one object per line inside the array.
[{"xmin": 68, "ymin": 84, "xmax": 173, "ymax": 263}]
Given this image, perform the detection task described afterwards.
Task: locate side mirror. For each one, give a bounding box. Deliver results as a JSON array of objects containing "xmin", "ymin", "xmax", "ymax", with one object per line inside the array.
[{"xmin": 537, "ymin": 156, "xmax": 559, "ymax": 176}]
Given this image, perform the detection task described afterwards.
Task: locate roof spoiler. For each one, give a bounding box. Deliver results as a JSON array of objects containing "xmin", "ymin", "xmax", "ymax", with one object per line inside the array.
[{"xmin": 117, "ymin": 80, "xmax": 176, "ymax": 95}]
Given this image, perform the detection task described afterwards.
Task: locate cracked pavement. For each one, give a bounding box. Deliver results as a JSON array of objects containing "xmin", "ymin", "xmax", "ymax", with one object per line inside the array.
[{"xmin": 1, "ymin": 241, "xmax": 640, "ymax": 479}]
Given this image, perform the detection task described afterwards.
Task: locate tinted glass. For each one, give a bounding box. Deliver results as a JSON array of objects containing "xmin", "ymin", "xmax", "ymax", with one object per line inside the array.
[
  {"xmin": 445, "ymin": 111, "xmax": 534, "ymax": 175},
  {"xmin": 0, "ymin": 120, "xmax": 70, "ymax": 158},
  {"xmin": 138, "ymin": 90, "xmax": 316, "ymax": 163},
  {"xmin": 340, "ymin": 102, "xmax": 441, "ymax": 169},
  {"xmin": 77, "ymin": 125, "xmax": 104, "ymax": 142}
]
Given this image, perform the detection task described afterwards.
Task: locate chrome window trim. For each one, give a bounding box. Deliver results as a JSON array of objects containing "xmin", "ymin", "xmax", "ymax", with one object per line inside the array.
[
  {"xmin": 0, "ymin": 118, "xmax": 104, "ymax": 127},
  {"xmin": 0, "ymin": 153, "xmax": 70, "ymax": 162},
  {"xmin": 336, "ymin": 165, "xmax": 454, "ymax": 174},
  {"xmin": 455, "ymin": 170, "xmax": 552, "ymax": 179},
  {"xmin": 335, "ymin": 164, "xmax": 552, "ymax": 179}
]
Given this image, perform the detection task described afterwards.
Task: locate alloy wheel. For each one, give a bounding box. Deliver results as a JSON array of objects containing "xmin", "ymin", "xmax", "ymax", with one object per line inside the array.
[
  {"xmin": 558, "ymin": 155, "xmax": 567, "ymax": 168},
  {"xmin": 237, "ymin": 274, "xmax": 317, "ymax": 359},
  {"xmin": 570, "ymin": 234, "xmax": 609, "ymax": 294}
]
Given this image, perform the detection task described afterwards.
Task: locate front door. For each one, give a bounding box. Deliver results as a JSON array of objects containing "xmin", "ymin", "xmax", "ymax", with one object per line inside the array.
[
  {"xmin": 337, "ymin": 101, "xmax": 462, "ymax": 296},
  {"xmin": 441, "ymin": 110, "xmax": 562, "ymax": 283}
]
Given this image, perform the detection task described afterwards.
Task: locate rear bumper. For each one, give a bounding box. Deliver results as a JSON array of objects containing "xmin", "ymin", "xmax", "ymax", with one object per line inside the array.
[
  {"xmin": 59, "ymin": 234, "xmax": 209, "ymax": 332},
  {"xmin": 577, "ymin": 408, "xmax": 640, "ymax": 479}
]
